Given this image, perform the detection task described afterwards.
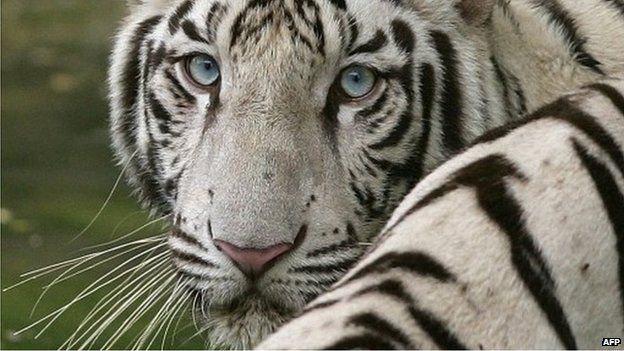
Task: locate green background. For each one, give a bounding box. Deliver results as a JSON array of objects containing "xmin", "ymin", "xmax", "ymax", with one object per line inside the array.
[{"xmin": 1, "ymin": 1, "xmax": 203, "ymax": 349}]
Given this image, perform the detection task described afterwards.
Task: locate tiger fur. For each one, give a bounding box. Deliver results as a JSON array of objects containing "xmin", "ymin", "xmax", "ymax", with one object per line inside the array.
[
  {"xmin": 259, "ymin": 76, "xmax": 624, "ymax": 350},
  {"xmin": 107, "ymin": 0, "xmax": 624, "ymax": 347}
]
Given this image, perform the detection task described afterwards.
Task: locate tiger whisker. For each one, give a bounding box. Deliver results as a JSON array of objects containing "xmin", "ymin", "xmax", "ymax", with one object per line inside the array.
[
  {"xmin": 68, "ymin": 149, "xmax": 138, "ymax": 244},
  {"xmin": 62, "ymin": 251, "xmax": 170, "ymax": 349},
  {"xmin": 15, "ymin": 241, "xmax": 168, "ymax": 338},
  {"xmin": 73, "ymin": 266, "xmax": 171, "ymax": 350},
  {"xmin": 160, "ymin": 289, "xmax": 191, "ymax": 350},
  {"xmin": 171, "ymin": 294, "xmax": 195, "ymax": 345},
  {"xmin": 45, "ymin": 234, "xmax": 167, "ymax": 289},
  {"xmin": 110, "ymin": 273, "xmax": 177, "ymax": 350},
  {"xmin": 188, "ymin": 292, "xmax": 201, "ymax": 340},
  {"xmin": 79, "ymin": 215, "xmax": 170, "ymax": 252},
  {"xmin": 138, "ymin": 278, "xmax": 189, "ymax": 350},
  {"xmin": 140, "ymin": 281, "xmax": 185, "ymax": 349},
  {"xmin": 83, "ymin": 271, "xmax": 174, "ymax": 349},
  {"xmin": 12, "ymin": 234, "xmax": 165, "ymax": 284},
  {"xmin": 170, "ymin": 321, "xmax": 198, "ymax": 348},
  {"xmin": 101, "ymin": 267, "xmax": 177, "ymax": 349},
  {"xmin": 31, "ymin": 236, "xmax": 166, "ymax": 318},
  {"xmin": 108, "ymin": 209, "xmax": 149, "ymax": 239}
]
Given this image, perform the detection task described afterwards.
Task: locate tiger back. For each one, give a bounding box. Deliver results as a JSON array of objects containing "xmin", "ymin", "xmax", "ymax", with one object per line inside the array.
[{"xmin": 259, "ymin": 76, "xmax": 624, "ymax": 350}]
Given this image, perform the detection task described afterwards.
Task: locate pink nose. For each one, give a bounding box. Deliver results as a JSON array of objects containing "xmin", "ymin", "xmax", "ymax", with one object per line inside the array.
[{"xmin": 213, "ymin": 240, "xmax": 293, "ymax": 277}]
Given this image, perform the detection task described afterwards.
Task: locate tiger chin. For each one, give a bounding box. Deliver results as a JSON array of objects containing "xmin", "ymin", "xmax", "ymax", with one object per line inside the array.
[
  {"xmin": 107, "ymin": 0, "xmax": 623, "ymax": 348},
  {"xmin": 193, "ymin": 296, "xmax": 292, "ymax": 349}
]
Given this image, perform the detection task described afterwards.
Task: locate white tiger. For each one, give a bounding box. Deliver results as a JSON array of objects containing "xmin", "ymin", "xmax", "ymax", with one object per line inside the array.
[
  {"xmin": 259, "ymin": 76, "xmax": 624, "ymax": 349},
  {"xmin": 104, "ymin": 0, "xmax": 624, "ymax": 348}
]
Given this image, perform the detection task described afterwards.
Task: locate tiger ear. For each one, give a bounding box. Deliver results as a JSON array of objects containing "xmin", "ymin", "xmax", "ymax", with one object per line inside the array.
[
  {"xmin": 126, "ymin": 0, "xmax": 173, "ymax": 11},
  {"xmin": 406, "ymin": 0, "xmax": 495, "ymax": 27},
  {"xmin": 455, "ymin": 0, "xmax": 495, "ymax": 26}
]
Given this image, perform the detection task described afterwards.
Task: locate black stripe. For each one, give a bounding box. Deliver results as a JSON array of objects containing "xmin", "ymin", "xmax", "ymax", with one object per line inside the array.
[
  {"xmin": 170, "ymin": 228, "xmax": 209, "ymax": 251},
  {"xmin": 349, "ymin": 30, "xmax": 387, "ymax": 56},
  {"xmin": 295, "ymin": 277, "xmax": 340, "ymax": 288},
  {"xmin": 328, "ymin": 0, "xmax": 346, "ymax": 10},
  {"xmin": 176, "ymin": 269, "xmax": 212, "ymax": 280},
  {"xmin": 348, "ymin": 178, "xmax": 385, "ymax": 219},
  {"xmin": 205, "ymin": 2, "xmax": 226, "ymax": 42},
  {"xmin": 412, "ymin": 63, "xmax": 437, "ymax": 179},
  {"xmin": 601, "ymin": 0, "xmax": 624, "ymax": 17},
  {"xmin": 171, "ymin": 248, "xmax": 217, "ymax": 268},
  {"xmin": 350, "ymin": 279, "xmax": 467, "ymax": 349},
  {"xmin": 346, "ymin": 222, "xmax": 358, "ymax": 242},
  {"xmin": 368, "ymin": 20, "xmax": 416, "ymax": 150},
  {"xmin": 345, "ymin": 16, "xmax": 359, "ymax": 53},
  {"xmin": 390, "ymin": 19, "xmax": 415, "ymax": 53},
  {"xmin": 164, "ymin": 69, "xmax": 196, "ymax": 104},
  {"xmin": 302, "ymin": 298, "xmax": 341, "ymax": 313},
  {"xmin": 385, "ymin": 154, "xmax": 577, "ymax": 348},
  {"xmin": 309, "ymin": 1, "xmax": 326, "ymax": 56},
  {"xmin": 572, "ymin": 139, "xmax": 624, "ymax": 318},
  {"xmin": 289, "ymin": 256, "xmax": 359, "ymax": 274},
  {"xmin": 306, "ymin": 239, "xmax": 356, "ymax": 258},
  {"xmin": 181, "ymin": 20, "xmax": 209, "ymax": 44},
  {"xmin": 142, "ymin": 43, "xmax": 166, "ymax": 187},
  {"xmin": 350, "ymin": 278, "xmax": 414, "ymax": 302},
  {"xmin": 148, "ymin": 92, "xmax": 172, "ymax": 122},
  {"xmin": 294, "ymin": 0, "xmax": 325, "ymax": 56},
  {"xmin": 322, "ymin": 86, "xmax": 341, "ymax": 154},
  {"xmin": 119, "ymin": 15, "xmax": 163, "ymax": 148},
  {"xmin": 430, "ymin": 30, "xmax": 464, "ymax": 155},
  {"xmin": 473, "ymin": 97, "xmax": 624, "ymax": 178},
  {"xmin": 339, "ymin": 251, "xmax": 456, "ymax": 287},
  {"xmin": 587, "ymin": 82, "xmax": 624, "ymax": 115},
  {"xmin": 406, "ymin": 154, "xmax": 576, "ymax": 348},
  {"xmin": 531, "ymin": 0, "xmax": 604, "ymax": 74},
  {"xmin": 348, "ymin": 312, "xmax": 413, "ymax": 348},
  {"xmin": 476, "ymin": 170, "xmax": 576, "ymax": 349},
  {"xmin": 119, "ymin": 16, "xmax": 170, "ymax": 210},
  {"xmin": 408, "ymin": 306, "xmax": 467, "ymax": 349},
  {"xmin": 228, "ymin": 0, "xmax": 276, "ymax": 49},
  {"xmin": 168, "ymin": 0, "xmax": 195, "ymax": 34},
  {"xmin": 382, "ymin": 156, "xmax": 525, "ymax": 242},
  {"xmin": 359, "ymin": 88, "xmax": 388, "ymax": 120},
  {"xmin": 164, "ymin": 169, "xmax": 183, "ymax": 200},
  {"xmin": 325, "ymin": 334, "xmax": 396, "ymax": 349},
  {"xmin": 146, "ymin": 43, "xmax": 167, "ymax": 70},
  {"xmin": 282, "ymin": 10, "xmax": 316, "ymax": 53}
]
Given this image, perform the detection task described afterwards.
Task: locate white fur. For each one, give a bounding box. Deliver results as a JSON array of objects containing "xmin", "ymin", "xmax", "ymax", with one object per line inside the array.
[
  {"xmin": 106, "ymin": 0, "xmax": 624, "ymax": 348},
  {"xmin": 259, "ymin": 76, "xmax": 624, "ymax": 350}
]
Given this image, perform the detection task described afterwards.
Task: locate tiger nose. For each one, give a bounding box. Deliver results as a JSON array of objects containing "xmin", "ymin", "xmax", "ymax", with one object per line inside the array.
[{"xmin": 213, "ymin": 240, "xmax": 293, "ymax": 277}]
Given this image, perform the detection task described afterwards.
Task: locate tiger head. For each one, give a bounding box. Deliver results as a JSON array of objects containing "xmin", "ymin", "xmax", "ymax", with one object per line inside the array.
[{"xmin": 109, "ymin": 0, "xmax": 500, "ymax": 347}]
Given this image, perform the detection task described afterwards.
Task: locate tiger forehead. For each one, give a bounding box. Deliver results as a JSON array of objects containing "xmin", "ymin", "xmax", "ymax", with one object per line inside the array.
[{"xmin": 228, "ymin": 0, "xmax": 329, "ymax": 61}]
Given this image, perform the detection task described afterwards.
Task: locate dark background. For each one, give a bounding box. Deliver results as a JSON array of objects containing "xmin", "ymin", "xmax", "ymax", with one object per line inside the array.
[{"xmin": 1, "ymin": 1, "xmax": 203, "ymax": 348}]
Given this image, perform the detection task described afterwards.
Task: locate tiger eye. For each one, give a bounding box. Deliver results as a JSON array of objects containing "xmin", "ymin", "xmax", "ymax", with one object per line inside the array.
[
  {"xmin": 184, "ymin": 54, "xmax": 220, "ymax": 87},
  {"xmin": 338, "ymin": 65, "xmax": 377, "ymax": 100}
]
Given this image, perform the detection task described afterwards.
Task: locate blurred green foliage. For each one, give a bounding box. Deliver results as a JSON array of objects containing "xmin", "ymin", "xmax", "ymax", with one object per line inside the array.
[{"xmin": 1, "ymin": 1, "xmax": 203, "ymax": 349}]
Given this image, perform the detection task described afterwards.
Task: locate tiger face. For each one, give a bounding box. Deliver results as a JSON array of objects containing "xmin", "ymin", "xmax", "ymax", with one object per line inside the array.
[{"xmin": 109, "ymin": 0, "xmax": 497, "ymax": 347}]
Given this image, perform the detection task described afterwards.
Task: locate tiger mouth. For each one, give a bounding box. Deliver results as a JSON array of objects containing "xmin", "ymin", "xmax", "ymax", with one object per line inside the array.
[{"xmin": 188, "ymin": 284, "xmax": 298, "ymax": 317}]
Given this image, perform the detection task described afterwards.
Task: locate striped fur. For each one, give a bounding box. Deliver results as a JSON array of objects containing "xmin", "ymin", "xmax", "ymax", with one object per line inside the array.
[
  {"xmin": 259, "ymin": 76, "xmax": 624, "ymax": 350},
  {"xmin": 107, "ymin": 0, "xmax": 624, "ymax": 347}
]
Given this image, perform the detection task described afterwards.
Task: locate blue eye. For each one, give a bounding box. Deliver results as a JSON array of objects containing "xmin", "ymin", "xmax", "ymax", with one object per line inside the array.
[
  {"xmin": 185, "ymin": 54, "xmax": 220, "ymax": 87},
  {"xmin": 339, "ymin": 65, "xmax": 377, "ymax": 99}
]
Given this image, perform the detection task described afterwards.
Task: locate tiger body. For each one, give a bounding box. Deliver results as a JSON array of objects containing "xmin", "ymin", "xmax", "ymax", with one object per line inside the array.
[
  {"xmin": 260, "ymin": 77, "xmax": 624, "ymax": 350},
  {"xmin": 107, "ymin": 0, "xmax": 624, "ymax": 348}
]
